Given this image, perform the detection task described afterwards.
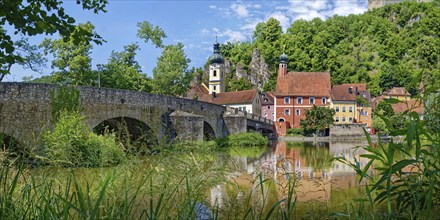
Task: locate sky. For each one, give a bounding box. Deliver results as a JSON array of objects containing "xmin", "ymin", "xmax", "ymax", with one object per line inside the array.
[{"xmin": 4, "ymin": 0, "xmax": 368, "ymax": 82}]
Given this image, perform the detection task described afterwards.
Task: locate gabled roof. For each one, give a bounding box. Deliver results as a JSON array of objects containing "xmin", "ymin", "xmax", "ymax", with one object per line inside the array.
[
  {"xmin": 392, "ymin": 99, "xmax": 424, "ymax": 115},
  {"xmin": 186, "ymin": 82, "xmax": 208, "ymax": 99},
  {"xmin": 331, "ymin": 84, "xmax": 357, "ymax": 101},
  {"xmin": 198, "ymin": 89, "xmax": 258, "ymax": 105},
  {"xmin": 342, "ymin": 83, "xmax": 367, "ymax": 91},
  {"xmin": 332, "ymin": 83, "xmax": 370, "ymax": 102},
  {"xmin": 260, "ymin": 92, "xmax": 274, "ymax": 106},
  {"xmin": 275, "ymin": 72, "xmax": 331, "ymax": 97},
  {"xmin": 384, "ymin": 87, "xmax": 410, "ymax": 96}
]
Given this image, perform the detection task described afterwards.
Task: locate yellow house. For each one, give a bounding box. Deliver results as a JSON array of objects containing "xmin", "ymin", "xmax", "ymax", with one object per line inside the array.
[
  {"xmin": 331, "ymin": 84, "xmax": 358, "ymax": 124},
  {"xmin": 383, "ymin": 87, "xmax": 410, "ymax": 101}
]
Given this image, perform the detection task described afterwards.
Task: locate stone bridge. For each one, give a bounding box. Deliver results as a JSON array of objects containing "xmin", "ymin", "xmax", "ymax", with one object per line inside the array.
[{"xmin": 0, "ymin": 83, "xmax": 274, "ymax": 146}]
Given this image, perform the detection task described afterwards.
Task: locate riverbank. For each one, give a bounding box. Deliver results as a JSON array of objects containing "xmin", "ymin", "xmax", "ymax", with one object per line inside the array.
[{"xmin": 279, "ymin": 135, "xmax": 395, "ymax": 143}]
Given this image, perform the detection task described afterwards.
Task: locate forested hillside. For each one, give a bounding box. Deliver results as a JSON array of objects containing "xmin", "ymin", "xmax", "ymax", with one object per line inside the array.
[{"xmin": 216, "ymin": 1, "xmax": 440, "ymax": 96}]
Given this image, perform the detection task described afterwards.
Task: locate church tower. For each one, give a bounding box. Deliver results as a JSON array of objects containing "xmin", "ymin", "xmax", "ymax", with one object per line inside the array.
[{"xmin": 208, "ymin": 40, "xmax": 225, "ymax": 94}]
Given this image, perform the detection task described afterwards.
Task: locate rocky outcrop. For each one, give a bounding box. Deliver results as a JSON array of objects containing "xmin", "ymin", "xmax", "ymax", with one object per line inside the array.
[{"xmin": 248, "ymin": 48, "xmax": 270, "ymax": 91}]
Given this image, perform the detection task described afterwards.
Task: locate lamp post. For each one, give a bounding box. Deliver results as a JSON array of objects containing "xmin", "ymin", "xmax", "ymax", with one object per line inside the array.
[{"xmin": 96, "ymin": 64, "xmax": 103, "ymax": 87}]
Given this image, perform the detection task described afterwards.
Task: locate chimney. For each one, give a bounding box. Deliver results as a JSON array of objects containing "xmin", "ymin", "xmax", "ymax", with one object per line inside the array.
[
  {"xmin": 348, "ymin": 87, "xmax": 353, "ymax": 94},
  {"xmin": 355, "ymin": 87, "xmax": 359, "ymax": 95}
]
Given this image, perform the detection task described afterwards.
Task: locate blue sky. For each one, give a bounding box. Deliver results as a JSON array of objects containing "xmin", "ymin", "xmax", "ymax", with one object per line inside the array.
[{"xmin": 5, "ymin": 0, "xmax": 368, "ymax": 81}]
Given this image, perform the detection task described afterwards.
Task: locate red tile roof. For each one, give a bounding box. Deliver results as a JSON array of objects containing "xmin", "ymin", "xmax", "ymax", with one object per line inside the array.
[
  {"xmin": 392, "ymin": 99, "xmax": 424, "ymax": 115},
  {"xmin": 275, "ymin": 72, "xmax": 331, "ymax": 97},
  {"xmin": 260, "ymin": 92, "xmax": 274, "ymax": 106},
  {"xmin": 198, "ymin": 89, "xmax": 257, "ymax": 105},
  {"xmin": 342, "ymin": 83, "xmax": 367, "ymax": 91},
  {"xmin": 331, "ymin": 84, "xmax": 357, "ymax": 101}
]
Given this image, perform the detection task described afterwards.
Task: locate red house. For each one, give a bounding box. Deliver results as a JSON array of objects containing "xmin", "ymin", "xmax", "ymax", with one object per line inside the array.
[{"xmin": 274, "ymin": 54, "xmax": 331, "ymax": 129}]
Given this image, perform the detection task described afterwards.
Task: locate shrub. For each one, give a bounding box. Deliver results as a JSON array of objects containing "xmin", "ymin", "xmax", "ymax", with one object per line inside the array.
[
  {"xmin": 286, "ymin": 128, "xmax": 304, "ymax": 136},
  {"xmin": 217, "ymin": 132, "xmax": 268, "ymax": 147},
  {"xmin": 43, "ymin": 112, "xmax": 125, "ymax": 167}
]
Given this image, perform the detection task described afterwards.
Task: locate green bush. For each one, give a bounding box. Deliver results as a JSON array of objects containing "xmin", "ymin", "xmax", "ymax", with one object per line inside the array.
[
  {"xmin": 217, "ymin": 132, "xmax": 268, "ymax": 147},
  {"xmin": 43, "ymin": 112, "xmax": 125, "ymax": 167},
  {"xmin": 286, "ymin": 128, "xmax": 304, "ymax": 136}
]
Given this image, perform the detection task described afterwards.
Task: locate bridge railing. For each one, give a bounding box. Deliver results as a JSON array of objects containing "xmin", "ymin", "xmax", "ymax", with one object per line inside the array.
[{"xmin": 225, "ymin": 106, "xmax": 273, "ymax": 125}]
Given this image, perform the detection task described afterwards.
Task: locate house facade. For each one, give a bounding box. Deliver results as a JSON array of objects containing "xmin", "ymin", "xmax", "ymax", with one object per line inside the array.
[
  {"xmin": 274, "ymin": 54, "xmax": 331, "ymax": 128},
  {"xmin": 331, "ymin": 83, "xmax": 373, "ymax": 129},
  {"xmin": 260, "ymin": 92, "xmax": 274, "ymax": 121},
  {"xmin": 199, "ymin": 89, "xmax": 261, "ymax": 115}
]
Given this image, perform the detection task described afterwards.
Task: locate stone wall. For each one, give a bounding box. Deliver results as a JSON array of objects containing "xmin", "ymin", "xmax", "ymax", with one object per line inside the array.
[
  {"xmin": 330, "ymin": 124, "xmax": 365, "ymax": 137},
  {"xmin": 1, "ymin": 83, "xmax": 273, "ymax": 145},
  {"xmin": 0, "ymin": 83, "xmax": 227, "ymax": 144}
]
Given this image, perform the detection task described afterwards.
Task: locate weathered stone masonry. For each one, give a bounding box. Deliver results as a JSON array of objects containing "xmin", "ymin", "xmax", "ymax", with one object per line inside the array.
[{"xmin": 0, "ymin": 83, "xmax": 273, "ymax": 146}]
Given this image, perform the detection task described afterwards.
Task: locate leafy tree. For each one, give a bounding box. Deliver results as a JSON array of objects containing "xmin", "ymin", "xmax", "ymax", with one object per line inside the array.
[
  {"xmin": 0, "ymin": 0, "xmax": 106, "ymax": 81},
  {"xmin": 137, "ymin": 21, "xmax": 167, "ymax": 48},
  {"xmin": 300, "ymin": 106, "xmax": 335, "ymax": 136},
  {"xmin": 227, "ymin": 77, "xmax": 253, "ymax": 92},
  {"xmin": 151, "ymin": 43, "xmax": 192, "ymax": 96},
  {"xmin": 0, "ymin": 37, "xmax": 47, "ymax": 81},
  {"xmin": 100, "ymin": 43, "xmax": 151, "ymax": 91},
  {"xmin": 376, "ymin": 101, "xmax": 395, "ymax": 117},
  {"xmin": 41, "ymin": 22, "xmax": 98, "ymax": 85}
]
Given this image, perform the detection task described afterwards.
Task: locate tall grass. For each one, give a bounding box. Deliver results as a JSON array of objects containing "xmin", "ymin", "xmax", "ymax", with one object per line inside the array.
[{"xmin": 334, "ymin": 101, "xmax": 440, "ymax": 218}]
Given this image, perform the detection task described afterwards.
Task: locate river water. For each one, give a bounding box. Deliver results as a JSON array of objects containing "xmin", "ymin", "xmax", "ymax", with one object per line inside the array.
[{"xmin": 211, "ymin": 140, "xmax": 372, "ymax": 212}]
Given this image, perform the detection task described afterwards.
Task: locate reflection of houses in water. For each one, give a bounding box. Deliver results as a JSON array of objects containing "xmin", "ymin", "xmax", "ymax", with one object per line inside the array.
[{"xmin": 210, "ymin": 141, "xmax": 372, "ymax": 206}]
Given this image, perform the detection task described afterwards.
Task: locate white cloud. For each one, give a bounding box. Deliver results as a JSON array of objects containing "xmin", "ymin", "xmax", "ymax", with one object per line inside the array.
[
  {"xmin": 200, "ymin": 28, "xmax": 210, "ymax": 36},
  {"xmin": 231, "ymin": 3, "xmax": 249, "ymax": 17},
  {"xmin": 332, "ymin": 0, "xmax": 367, "ymax": 16},
  {"xmin": 209, "ymin": 5, "xmax": 217, "ymax": 9},
  {"xmin": 218, "ymin": 28, "xmax": 247, "ymax": 42}
]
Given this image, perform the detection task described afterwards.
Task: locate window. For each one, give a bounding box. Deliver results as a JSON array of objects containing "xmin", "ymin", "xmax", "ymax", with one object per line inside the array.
[
  {"xmin": 238, "ymin": 107, "xmax": 242, "ymax": 111},
  {"xmin": 284, "ymin": 109, "xmax": 290, "ymax": 115},
  {"xmin": 243, "ymin": 107, "xmax": 247, "ymax": 112},
  {"xmin": 349, "ymin": 106, "xmax": 353, "ymax": 112},
  {"xmin": 309, "ymin": 97, "xmax": 315, "ymax": 104},
  {"xmin": 296, "ymin": 109, "xmax": 300, "ymax": 116},
  {"xmin": 264, "ymin": 98, "xmax": 268, "ymax": 102},
  {"xmin": 349, "ymin": 117, "xmax": 353, "ymax": 123},
  {"xmin": 364, "ymin": 111, "xmax": 368, "ymax": 116},
  {"xmin": 213, "ymin": 85, "xmax": 216, "ymax": 91},
  {"xmin": 297, "ymin": 97, "xmax": 303, "ymax": 104},
  {"xmin": 342, "ymin": 107, "xmax": 346, "ymax": 112},
  {"xmin": 213, "ymin": 70, "xmax": 217, "ymax": 77},
  {"xmin": 268, "ymin": 106, "xmax": 271, "ymax": 109},
  {"xmin": 284, "ymin": 97, "xmax": 290, "ymax": 104},
  {"xmin": 360, "ymin": 110, "xmax": 364, "ymax": 116},
  {"xmin": 322, "ymin": 98, "xmax": 326, "ymax": 104},
  {"xmin": 335, "ymin": 117, "xmax": 340, "ymax": 122},
  {"xmin": 342, "ymin": 117, "xmax": 346, "ymax": 122}
]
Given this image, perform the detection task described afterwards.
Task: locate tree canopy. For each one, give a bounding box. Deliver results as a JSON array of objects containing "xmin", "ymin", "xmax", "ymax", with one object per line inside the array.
[
  {"xmin": 151, "ymin": 43, "xmax": 192, "ymax": 96},
  {"xmin": 217, "ymin": 1, "xmax": 440, "ymax": 95},
  {"xmin": 0, "ymin": 0, "xmax": 107, "ymax": 81},
  {"xmin": 300, "ymin": 106, "xmax": 335, "ymax": 136}
]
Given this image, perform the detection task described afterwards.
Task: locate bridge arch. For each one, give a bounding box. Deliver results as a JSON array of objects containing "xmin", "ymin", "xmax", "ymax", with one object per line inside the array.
[
  {"xmin": 203, "ymin": 121, "xmax": 216, "ymax": 141},
  {"xmin": 92, "ymin": 117, "xmax": 158, "ymax": 153}
]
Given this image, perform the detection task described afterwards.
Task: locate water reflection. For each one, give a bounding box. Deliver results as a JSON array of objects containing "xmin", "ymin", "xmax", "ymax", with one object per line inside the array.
[{"xmin": 211, "ymin": 140, "xmax": 372, "ymax": 206}]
